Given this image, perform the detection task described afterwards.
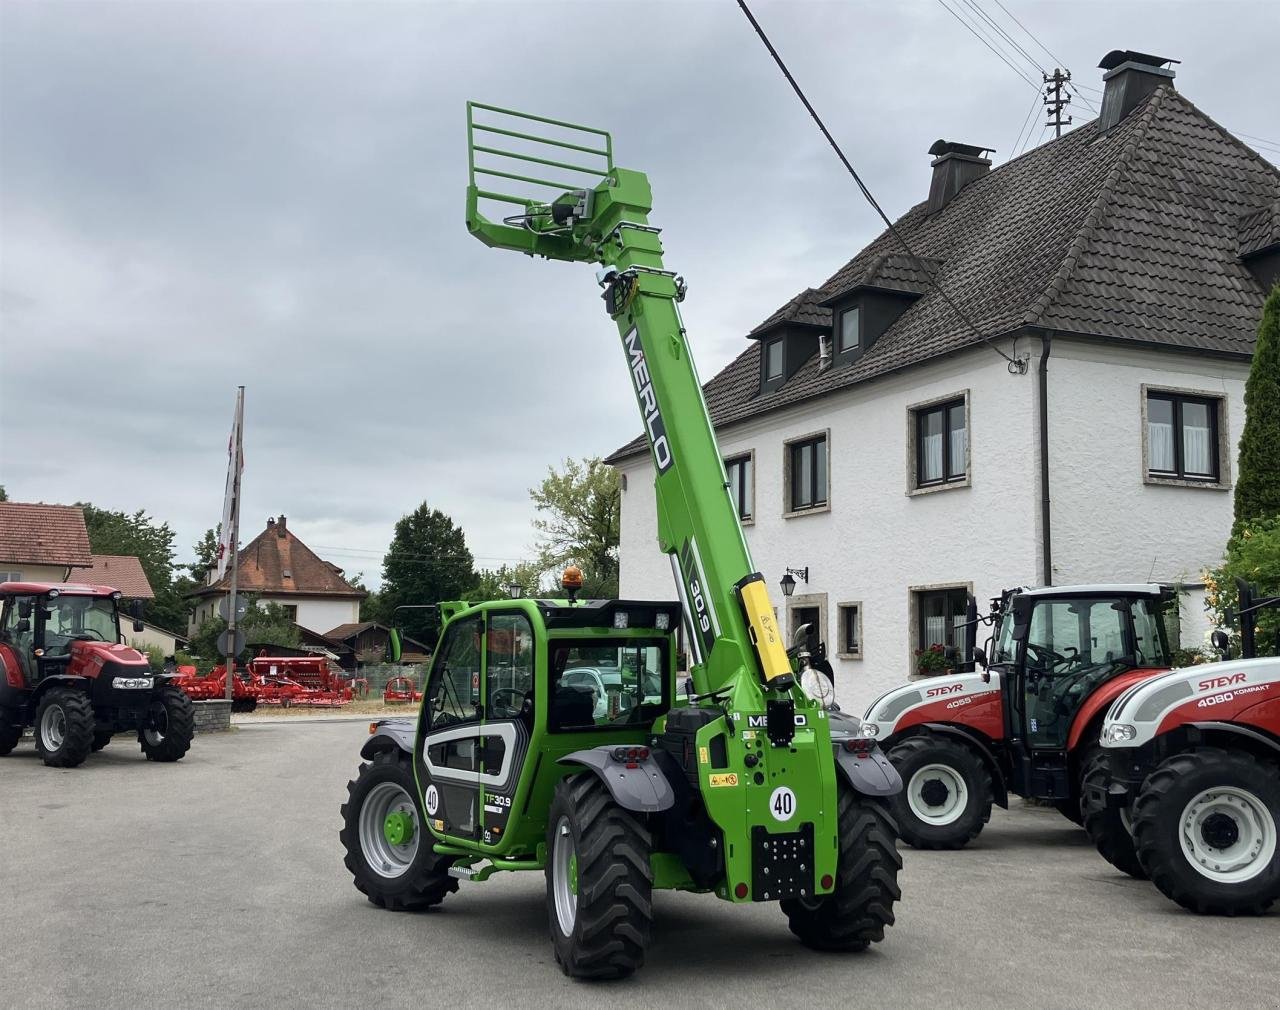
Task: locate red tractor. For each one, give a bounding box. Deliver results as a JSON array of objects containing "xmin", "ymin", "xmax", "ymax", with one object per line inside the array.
[
  {"xmin": 0, "ymin": 581, "xmax": 195, "ymax": 768},
  {"xmin": 1087, "ymin": 580, "xmax": 1279, "ymax": 914},
  {"xmin": 860, "ymin": 584, "xmax": 1177, "ymax": 849}
]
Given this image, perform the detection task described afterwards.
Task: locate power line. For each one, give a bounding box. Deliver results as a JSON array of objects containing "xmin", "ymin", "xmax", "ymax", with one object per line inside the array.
[
  {"xmin": 984, "ymin": 0, "xmax": 1098, "ymax": 114},
  {"xmin": 1010, "ymin": 89, "xmax": 1042, "ymax": 158},
  {"xmin": 961, "ymin": 0, "xmax": 1044, "ymax": 73},
  {"xmin": 735, "ymin": 0, "xmax": 1027, "ymax": 372},
  {"xmin": 934, "ymin": 0, "xmax": 1038, "ymax": 89}
]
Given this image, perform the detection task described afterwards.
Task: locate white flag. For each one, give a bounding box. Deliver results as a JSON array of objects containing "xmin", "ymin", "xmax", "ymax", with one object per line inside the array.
[{"xmin": 215, "ymin": 389, "xmax": 245, "ymax": 580}]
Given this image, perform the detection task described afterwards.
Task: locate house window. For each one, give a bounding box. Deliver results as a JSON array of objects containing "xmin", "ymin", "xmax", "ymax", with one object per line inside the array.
[
  {"xmin": 1147, "ymin": 392, "xmax": 1220, "ymax": 482},
  {"xmin": 764, "ymin": 338, "xmax": 784, "ymax": 381},
  {"xmin": 915, "ymin": 587, "xmax": 968, "ymax": 655},
  {"xmin": 837, "ymin": 603, "xmax": 862, "ymax": 657},
  {"xmin": 281, "ymin": 604, "xmax": 298, "ymax": 621},
  {"xmin": 787, "ymin": 433, "xmax": 828, "ymax": 512},
  {"xmin": 837, "ymin": 306, "xmax": 860, "ymax": 353},
  {"xmin": 915, "ymin": 399, "xmax": 967, "ymax": 488},
  {"xmin": 0, "ymin": 571, "xmax": 20, "ymax": 584},
  {"xmin": 725, "ymin": 453, "xmax": 753, "ymax": 522}
]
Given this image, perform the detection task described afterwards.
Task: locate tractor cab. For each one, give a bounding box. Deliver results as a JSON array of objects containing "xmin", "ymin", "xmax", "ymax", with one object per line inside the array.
[
  {"xmin": 0, "ymin": 582, "xmax": 144, "ymax": 685},
  {"xmin": 978, "ymin": 584, "xmax": 1175, "ymax": 798}
]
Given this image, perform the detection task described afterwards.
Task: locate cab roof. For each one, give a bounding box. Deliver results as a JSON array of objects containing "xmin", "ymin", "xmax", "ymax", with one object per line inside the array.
[{"xmin": 1016, "ymin": 583, "xmax": 1166, "ymax": 598}]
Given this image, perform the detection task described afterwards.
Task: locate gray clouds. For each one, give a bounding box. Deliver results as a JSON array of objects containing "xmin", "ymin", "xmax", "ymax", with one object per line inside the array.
[{"xmin": 3, "ymin": 0, "xmax": 1276, "ymax": 584}]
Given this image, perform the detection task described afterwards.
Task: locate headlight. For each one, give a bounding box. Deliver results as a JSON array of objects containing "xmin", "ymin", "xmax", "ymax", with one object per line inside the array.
[
  {"xmin": 1103, "ymin": 723, "xmax": 1137, "ymax": 744},
  {"xmin": 655, "ymin": 612, "xmax": 670, "ymax": 631},
  {"xmin": 612, "ymin": 611, "xmax": 629, "ymax": 629},
  {"xmin": 860, "ymin": 721, "xmax": 880, "ymax": 738}
]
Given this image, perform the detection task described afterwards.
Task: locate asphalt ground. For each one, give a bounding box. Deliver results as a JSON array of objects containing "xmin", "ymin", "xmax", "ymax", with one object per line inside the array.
[{"xmin": 1, "ymin": 722, "xmax": 1275, "ymax": 1010}]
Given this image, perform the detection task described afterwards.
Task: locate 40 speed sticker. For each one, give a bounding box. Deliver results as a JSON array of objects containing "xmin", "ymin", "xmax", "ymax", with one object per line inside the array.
[
  {"xmin": 769, "ymin": 786, "xmax": 797, "ymax": 822},
  {"xmin": 424, "ymin": 784, "xmax": 440, "ymax": 816}
]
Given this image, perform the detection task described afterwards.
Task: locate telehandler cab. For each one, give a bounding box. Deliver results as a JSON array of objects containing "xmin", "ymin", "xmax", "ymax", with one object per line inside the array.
[
  {"xmin": 862, "ymin": 584, "xmax": 1177, "ymax": 855},
  {"xmin": 339, "ymin": 104, "xmax": 903, "ymax": 980}
]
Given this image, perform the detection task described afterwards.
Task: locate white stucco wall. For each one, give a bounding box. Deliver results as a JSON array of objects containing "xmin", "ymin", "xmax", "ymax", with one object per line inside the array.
[
  {"xmin": 186, "ymin": 594, "xmax": 359, "ymax": 636},
  {"xmin": 1046, "ymin": 339, "xmax": 1248, "ymax": 650},
  {"xmin": 0, "ymin": 564, "xmax": 78, "ymax": 584},
  {"xmin": 618, "ymin": 344, "xmax": 1040, "ymax": 713}
]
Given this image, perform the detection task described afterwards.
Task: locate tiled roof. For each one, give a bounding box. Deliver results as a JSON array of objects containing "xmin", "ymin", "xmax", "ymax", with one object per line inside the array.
[
  {"xmin": 1238, "ymin": 199, "xmax": 1280, "ymax": 258},
  {"xmin": 77, "ymin": 555, "xmax": 154, "ymax": 599},
  {"xmin": 0, "ymin": 502, "xmax": 92, "ymax": 568},
  {"xmin": 325, "ymin": 622, "xmax": 380, "ymax": 641},
  {"xmin": 609, "ymin": 86, "xmax": 1279, "ymax": 462},
  {"xmin": 748, "ymin": 288, "xmax": 830, "ymax": 336},
  {"xmin": 191, "ymin": 517, "xmax": 366, "ymax": 599}
]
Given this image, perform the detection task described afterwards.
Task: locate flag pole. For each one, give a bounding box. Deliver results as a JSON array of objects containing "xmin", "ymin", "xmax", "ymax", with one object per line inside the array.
[{"xmin": 224, "ymin": 387, "xmax": 244, "ymax": 703}]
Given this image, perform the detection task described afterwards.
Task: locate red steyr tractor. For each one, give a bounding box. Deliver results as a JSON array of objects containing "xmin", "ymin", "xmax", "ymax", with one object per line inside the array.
[
  {"xmin": 861, "ymin": 584, "xmax": 1177, "ymax": 849},
  {"xmin": 0, "ymin": 581, "xmax": 195, "ymax": 768}
]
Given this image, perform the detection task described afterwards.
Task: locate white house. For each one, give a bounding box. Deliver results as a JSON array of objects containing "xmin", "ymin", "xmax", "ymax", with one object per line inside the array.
[
  {"xmin": 187, "ymin": 515, "xmax": 366, "ymax": 635},
  {"xmin": 608, "ymin": 52, "xmax": 1280, "ymax": 713}
]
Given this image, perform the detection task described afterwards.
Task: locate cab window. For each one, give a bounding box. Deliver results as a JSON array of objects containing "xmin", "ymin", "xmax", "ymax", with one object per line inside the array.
[
  {"xmin": 485, "ymin": 613, "xmax": 535, "ymax": 722},
  {"xmin": 426, "ymin": 616, "xmax": 482, "ymax": 729},
  {"xmin": 547, "ymin": 638, "xmax": 667, "ymax": 732}
]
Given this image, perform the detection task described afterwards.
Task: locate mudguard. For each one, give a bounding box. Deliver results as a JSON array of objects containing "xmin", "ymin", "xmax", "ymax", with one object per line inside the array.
[
  {"xmin": 833, "ymin": 746, "xmax": 902, "ymax": 796},
  {"xmin": 559, "ymin": 746, "xmax": 676, "ymax": 813},
  {"xmin": 30, "ymin": 674, "xmax": 91, "ymax": 704},
  {"xmin": 360, "ymin": 718, "xmax": 417, "ymax": 760}
]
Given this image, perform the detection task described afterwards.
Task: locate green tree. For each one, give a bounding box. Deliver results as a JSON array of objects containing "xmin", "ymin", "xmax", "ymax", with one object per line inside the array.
[
  {"xmin": 189, "ymin": 526, "xmax": 220, "ymax": 580},
  {"xmin": 530, "ymin": 457, "xmax": 620, "ymax": 598},
  {"xmin": 380, "ymin": 503, "xmax": 478, "ymax": 645},
  {"xmin": 78, "ymin": 503, "xmax": 191, "ymax": 633},
  {"xmin": 1233, "ymin": 284, "xmax": 1280, "ymax": 537},
  {"xmin": 0, "ymin": 485, "xmax": 7, "ymax": 501},
  {"xmin": 465, "ymin": 562, "xmax": 545, "ymax": 603},
  {"xmin": 189, "ymin": 600, "xmax": 302, "ymax": 660},
  {"xmin": 1204, "ymin": 515, "xmax": 1280, "ymax": 657}
]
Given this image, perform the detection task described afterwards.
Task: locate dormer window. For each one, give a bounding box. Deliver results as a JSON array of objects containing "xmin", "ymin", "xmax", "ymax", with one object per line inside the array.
[
  {"xmin": 764, "ymin": 338, "xmax": 784, "ymax": 381},
  {"xmin": 837, "ymin": 306, "xmax": 861, "ymax": 353}
]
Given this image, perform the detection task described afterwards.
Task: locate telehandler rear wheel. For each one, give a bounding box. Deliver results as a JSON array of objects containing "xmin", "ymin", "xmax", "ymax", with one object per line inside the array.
[
  {"xmin": 340, "ymin": 750, "xmax": 457, "ymax": 911},
  {"xmin": 1080, "ymin": 749, "xmax": 1145, "ymax": 879},
  {"xmin": 782, "ymin": 784, "xmax": 902, "ymax": 951},
  {"xmin": 885, "ymin": 735, "xmax": 992, "ymax": 849},
  {"xmin": 546, "ymin": 773, "xmax": 653, "ymax": 979}
]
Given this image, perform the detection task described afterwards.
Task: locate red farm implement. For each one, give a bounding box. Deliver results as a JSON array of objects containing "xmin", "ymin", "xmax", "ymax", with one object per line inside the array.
[
  {"xmin": 248, "ymin": 656, "xmax": 353, "ymax": 708},
  {"xmin": 383, "ymin": 674, "xmax": 422, "ymax": 705},
  {"xmin": 171, "ymin": 664, "xmax": 260, "ymax": 712}
]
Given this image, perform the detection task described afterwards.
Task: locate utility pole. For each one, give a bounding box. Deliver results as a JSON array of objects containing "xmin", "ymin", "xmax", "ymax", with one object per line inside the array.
[{"xmin": 1043, "ymin": 68, "xmax": 1073, "ymax": 138}]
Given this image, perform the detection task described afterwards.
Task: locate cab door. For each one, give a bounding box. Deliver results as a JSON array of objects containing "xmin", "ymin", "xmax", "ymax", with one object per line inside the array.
[
  {"xmin": 417, "ymin": 615, "xmax": 485, "ymax": 840},
  {"xmin": 477, "ymin": 611, "xmax": 538, "ymax": 847}
]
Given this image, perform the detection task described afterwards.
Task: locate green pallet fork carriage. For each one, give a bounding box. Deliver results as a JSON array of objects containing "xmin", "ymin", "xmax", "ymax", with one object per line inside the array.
[{"xmin": 339, "ymin": 102, "xmax": 903, "ymax": 981}]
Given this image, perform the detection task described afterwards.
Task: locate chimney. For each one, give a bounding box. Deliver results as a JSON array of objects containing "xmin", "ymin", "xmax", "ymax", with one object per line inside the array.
[
  {"xmin": 266, "ymin": 517, "xmax": 275, "ymax": 530},
  {"xmin": 276, "ymin": 515, "xmax": 287, "ymax": 538},
  {"xmin": 927, "ymin": 141, "xmax": 993, "ymax": 215},
  {"xmin": 817, "ymin": 333, "xmax": 833, "ymax": 372},
  {"xmin": 1097, "ymin": 50, "xmax": 1177, "ymax": 132}
]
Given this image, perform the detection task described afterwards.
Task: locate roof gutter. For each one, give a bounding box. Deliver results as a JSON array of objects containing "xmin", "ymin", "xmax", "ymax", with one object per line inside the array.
[{"xmin": 1038, "ymin": 332, "xmax": 1053, "ymax": 587}]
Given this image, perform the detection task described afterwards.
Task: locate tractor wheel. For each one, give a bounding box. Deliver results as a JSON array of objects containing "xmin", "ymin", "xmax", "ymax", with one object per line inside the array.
[
  {"xmin": 0, "ymin": 711, "xmax": 21, "ymax": 756},
  {"xmin": 1132, "ymin": 748, "xmax": 1280, "ymax": 915},
  {"xmin": 885, "ymin": 735, "xmax": 993, "ymax": 849},
  {"xmin": 546, "ymin": 772, "xmax": 653, "ymax": 979},
  {"xmin": 1053, "ymin": 797, "xmax": 1085, "ymax": 826},
  {"xmin": 1081, "ymin": 749, "xmax": 1145, "ymax": 879},
  {"xmin": 340, "ymin": 750, "xmax": 457, "ymax": 911},
  {"xmin": 782, "ymin": 785, "xmax": 902, "ymax": 951},
  {"xmin": 138, "ymin": 686, "xmax": 195, "ymax": 762},
  {"xmin": 91, "ymin": 730, "xmax": 114, "ymax": 753},
  {"xmin": 34, "ymin": 688, "xmax": 95, "ymax": 768}
]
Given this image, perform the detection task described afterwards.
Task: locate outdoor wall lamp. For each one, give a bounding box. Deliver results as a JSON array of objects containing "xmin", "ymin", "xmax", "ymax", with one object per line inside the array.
[
  {"xmin": 779, "ymin": 567, "xmax": 809, "ymax": 598},
  {"xmin": 503, "ymin": 583, "xmax": 524, "ymax": 600}
]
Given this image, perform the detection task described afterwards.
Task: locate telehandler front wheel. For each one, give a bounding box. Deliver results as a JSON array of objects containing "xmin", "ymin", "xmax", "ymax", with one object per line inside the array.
[
  {"xmin": 782, "ymin": 785, "xmax": 902, "ymax": 951},
  {"xmin": 546, "ymin": 773, "xmax": 653, "ymax": 980},
  {"xmin": 885, "ymin": 735, "xmax": 992, "ymax": 849},
  {"xmin": 340, "ymin": 750, "xmax": 457, "ymax": 911}
]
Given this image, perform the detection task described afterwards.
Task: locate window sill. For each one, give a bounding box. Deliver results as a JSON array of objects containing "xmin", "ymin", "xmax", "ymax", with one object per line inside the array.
[
  {"xmin": 738, "ymin": 516, "xmax": 755, "ymax": 527},
  {"xmin": 783, "ymin": 502, "xmax": 831, "ymax": 519},
  {"xmin": 907, "ymin": 477, "xmax": 971, "ymax": 498},
  {"xmin": 836, "ymin": 651, "xmax": 862, "ymax": 661},
  {"xmin": 1144, "ymin": 474, "xmax": 1230, "ymax": 491}
]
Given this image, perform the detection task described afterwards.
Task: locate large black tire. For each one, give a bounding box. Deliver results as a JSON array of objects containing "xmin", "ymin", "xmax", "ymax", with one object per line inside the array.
[
  {"xmin": 546, "ymin": 773, "xmax": 653, "ymax": 979},
  {"xmin": 1081, "ymin": 749, "xmax": 1146, "ymax": 879},
  {"xmin": 138, "ymin": 685, "xmax": 195, "ymax": 762},
  {"xmin": 34, "ymin": 688, "xmax": 95, "ymax": 768},
  {"xmin": 1132, "ymin": 748, "xmax": 1280, "ymax": 915},
  {"xmin": 782, "ymin": 786, "xmax": 902, "ymax": 951},
  {"xmin": 91, "ymin": 730, "xmax": 113, "ymax": 753},
  {"xmin": 0, "ymin": 710, "xmax": 21, "ymax": 756},
  {"xmin": 885, "ymin": 735, "xmax": 993, "ymax": 849},
  {"xmin": 1054, "ymin": 797, "xmax": 1085, "ymax": 826},
  {"xmin": 340, "ymin": 750, "xmax": 457, "ymax": 911}
]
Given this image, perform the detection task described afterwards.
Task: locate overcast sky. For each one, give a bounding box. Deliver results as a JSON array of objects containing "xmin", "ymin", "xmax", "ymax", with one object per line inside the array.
[{"xmin": 2, "ymin": 0, "xmax": 1276, "ymax": 587}]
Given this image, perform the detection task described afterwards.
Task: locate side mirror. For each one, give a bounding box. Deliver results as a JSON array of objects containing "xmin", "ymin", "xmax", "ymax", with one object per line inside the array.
[
  {"xmin": 972, "ymin": 645, "xmax": 991, "ymax": 683},
  {"xmin": 129, "ymin": 599, "xmax": 143, "ymax": 619},
  {"xmin": 133, "ymin": 620, "xmax": 145, "ymax": 633},
  {"xmin": 1010, "ymin": 595, "xmax": 1033, "ymax": 643},
  {"xmin": 17, "ymin": 601, "xmax": 32, "ymax": 619}
]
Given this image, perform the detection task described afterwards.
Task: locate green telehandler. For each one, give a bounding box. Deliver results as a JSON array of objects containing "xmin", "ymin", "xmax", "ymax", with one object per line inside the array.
[{"xmin": 339, "ymin": 103, "xmax": 903, "ymax": 979}]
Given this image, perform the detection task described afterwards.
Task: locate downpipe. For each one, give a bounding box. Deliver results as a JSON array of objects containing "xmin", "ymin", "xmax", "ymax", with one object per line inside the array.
[{"xmin": 1038, "ymin": 332, "xmax": 1053, "ymax": 587}]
